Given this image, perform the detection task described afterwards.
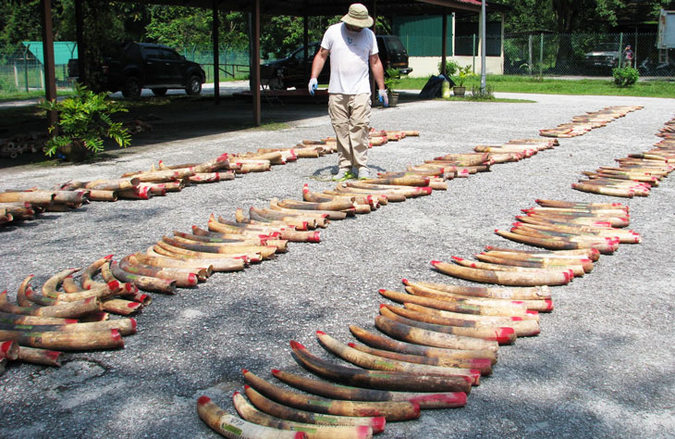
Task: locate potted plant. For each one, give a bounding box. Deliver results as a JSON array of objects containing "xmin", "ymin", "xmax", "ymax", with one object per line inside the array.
[
  {"xmin": 38, "ymin": 85, "xmax": 131, "ymax": 161},
  {"xmin": 453, "ymin": 64, "xmax": 474, "ymax": 97},
  {"xmin": 383, "ymin": 68, "xmax": 403, "ymax": 107}
]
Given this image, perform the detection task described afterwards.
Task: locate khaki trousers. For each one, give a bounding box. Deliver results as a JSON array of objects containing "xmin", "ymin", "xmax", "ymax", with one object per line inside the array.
[{"xmin": 328, "ymin": 93, "xmax": 371, "ymax": 171}]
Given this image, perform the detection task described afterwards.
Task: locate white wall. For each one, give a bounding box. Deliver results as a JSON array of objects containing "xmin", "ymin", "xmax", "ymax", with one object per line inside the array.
[{"xmin": 408, "ymin": 56, "xmax": 504, "ymax": 77}]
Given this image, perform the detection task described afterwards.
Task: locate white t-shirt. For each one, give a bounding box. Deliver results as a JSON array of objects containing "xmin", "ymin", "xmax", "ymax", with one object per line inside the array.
[{"xmin": 320, "ymin": 22, "xmax": 378, "ymax": 95}]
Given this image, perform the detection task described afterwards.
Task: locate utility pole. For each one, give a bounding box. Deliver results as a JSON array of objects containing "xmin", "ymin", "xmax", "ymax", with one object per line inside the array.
[{"xmin": 480, "ymin": 0, "xmax": 486, "ymax": 94}]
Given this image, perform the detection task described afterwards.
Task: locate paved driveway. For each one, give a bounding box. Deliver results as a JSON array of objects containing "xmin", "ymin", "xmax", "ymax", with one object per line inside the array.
[{"xmin": 0, "ymin": 92, "xmax": 673, "ymax": 438}]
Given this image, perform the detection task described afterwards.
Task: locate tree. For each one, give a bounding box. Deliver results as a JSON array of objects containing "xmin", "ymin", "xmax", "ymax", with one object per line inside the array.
[{"xmin": 146, "ymin": 5, "xmax": 212, "ymax": 51}]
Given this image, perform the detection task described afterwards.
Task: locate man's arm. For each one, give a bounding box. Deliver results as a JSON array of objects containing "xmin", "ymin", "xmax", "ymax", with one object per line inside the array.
[
  {"xmin": 369, "ymin": 54, "xmax": 386, "ymax": 90},
  {"xmin": 310, "ymin": 48, "xmax": 330, "ymax": 80}
]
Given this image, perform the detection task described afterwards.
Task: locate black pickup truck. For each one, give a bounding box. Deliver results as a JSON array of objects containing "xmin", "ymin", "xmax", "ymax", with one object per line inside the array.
[{"xmin": 96, "ymin": 42, "xmax": 206, "ymax": 98}]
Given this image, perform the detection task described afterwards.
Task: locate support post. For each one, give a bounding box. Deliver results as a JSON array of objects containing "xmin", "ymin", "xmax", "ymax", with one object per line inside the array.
[
  {"xmin": 441, "ymin": 14, "xmax": 448, "ymax": 76},
  {"xmin": 212, "ymin": 0, "xmax": 220, "ymax": 104},
  {"xmin": 480, "ymin": 0, "xmax": 486, "ymax": 93},
  {"xmin": 40, "ymin": 0, "xmax": 58, "ymax": 128},
  {"xmin": 74, "ymin": 0, "xmax": 85, "ymax": 84},
  {"xmin": 252, "ymin": 0, "xmax": 261, "ymax": 126}
]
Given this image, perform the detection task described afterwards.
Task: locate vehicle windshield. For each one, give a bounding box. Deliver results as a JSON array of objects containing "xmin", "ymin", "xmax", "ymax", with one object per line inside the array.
[{"xmin": 384, "ymin": 37, "xmax": 404, "ymax": 52}]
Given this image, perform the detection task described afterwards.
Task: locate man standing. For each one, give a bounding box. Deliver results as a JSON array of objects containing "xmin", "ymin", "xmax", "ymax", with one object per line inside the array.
[
  {"xmin": 308, "ymin": 3, "xmax": 388, "ymax": 180},
  {"xmin": 623, "ymin": 45, "xmax": 634, "ymax": 68}
]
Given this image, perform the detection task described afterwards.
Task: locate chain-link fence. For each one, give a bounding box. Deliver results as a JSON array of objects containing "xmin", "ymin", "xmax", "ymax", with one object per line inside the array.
[
  {"xmin": 503, "ymin": 32, "xmax": 674, "ymax": 77},
  {"xmin": 179, "ymin": 47, "xmax": 249, "ymax": 82},
  {"xmin": 0, "ymin": 55, "xmax": 74, "ymax": 93},
  {"xmin": 0, "ymin": 45, "xmax": 250, "ymax": 95}
]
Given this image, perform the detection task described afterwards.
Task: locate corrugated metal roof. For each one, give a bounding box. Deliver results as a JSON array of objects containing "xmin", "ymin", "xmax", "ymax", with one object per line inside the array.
[{"xmin": 22, "ymin": 41, "xmax": 77, "ymax": 65}]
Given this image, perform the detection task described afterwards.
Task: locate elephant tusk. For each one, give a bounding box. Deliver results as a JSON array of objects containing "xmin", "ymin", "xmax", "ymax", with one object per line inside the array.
[
  {"xmin": 379, "ymin": 288, "xmax": 533, "ymax": 318},
  {"xmin": 232, "ymin": 390, "xmax": 374, "ymax": 439},
  {"xmin": 315, "ymin": 331, "xmax": 480, "ymax": 385},
  {"xmin": 349, "ymin": 324, "xmax": 498, "ymax": 365},
  {"xmin": 242, "ymin": 385, "xmax": 384, "ymax": 433},
  {"xmin": 402, "ymin": 278, "xmax": 551, "ymax": 300},
  {"xmin": 289, "ymin": 340, "xmax": 472, "ymax": 393},
  {"xmin": 243, "ymin": 369, "xmax": 420, "ymax": 421},
  {"xmin": 1, "ymin": 290, "xmax": 101, "ymax": 318},
  {"xmin": 382, "ymin": 303, "xmax": 518, "ymax": 345},
  {"xmin": 16, "ymin": 346, "xmax": 62, "ymax": 367},
  {"xmin": 374, "ymin": 313, "xmax": 499, "ymax": 354},
  {"xmin": 270, "ymin": 368, "xmax": 466, "ymax": 410},
  {"xmin": 431, "ymin": 258, "xmax": 572, "ymax": 286},
  {"xmin": 197, "ymin": 395, "xmax": 308, "ymax": 439}
]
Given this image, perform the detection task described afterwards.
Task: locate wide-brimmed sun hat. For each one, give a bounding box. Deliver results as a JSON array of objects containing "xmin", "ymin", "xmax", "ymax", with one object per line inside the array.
[{"xmin": 341, "ymin": 3, "xmax": 374, "ymax": 28}]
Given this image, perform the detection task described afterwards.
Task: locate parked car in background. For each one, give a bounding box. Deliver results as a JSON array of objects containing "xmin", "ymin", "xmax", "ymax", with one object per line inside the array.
[
  {"xmin": 101, "ymin": 42, "xmax": 206, "ymax": 98},
  {"xmin": 583, "ymin": 43, "xmax": 620, "ymax": 71},
  {"xmin": 261, "ymin": 42, "xmax": 328, "ymax": 90},
  {"xmin": 377, "ymin": 35, "xmax": 412, "ymax": 76},
  {"xmin": 260, "ymin": 35, "xmax": 412, "ymax": 90}
]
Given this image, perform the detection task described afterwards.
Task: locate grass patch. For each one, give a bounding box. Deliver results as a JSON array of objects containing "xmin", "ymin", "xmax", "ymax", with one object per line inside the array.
[{"xmin": 395, "ymin": 74, "xmax": 675, "ymax": 98}]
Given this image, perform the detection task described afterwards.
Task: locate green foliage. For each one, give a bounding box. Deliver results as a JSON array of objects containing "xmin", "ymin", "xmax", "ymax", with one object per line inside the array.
[
  {"xmin": 612, "ymin": 66, "xmax": 639, "ymax": 87},
  {"xmin": 438, "ymin": 59, "xmax": 459, "ymax": 76},
  {"xmin": 38, "ymin": 84, "xmax": 131, "ymax": 158},
  {"xmin": 260, "ymin": 16, "xmax": 329, "ymax": 59},
  {"xmin": 384, "ymin": 68, "xmax": 403, "ymax": 92},
  {"xmin": 469, "ymin": 84, "xmax": 495, "ymax": 101},
  {"xmin": 146, "ymin": 6, "xmax": 212, "ymax": 51},
  {"xmin": 454, "ymin": 65, "xmax": 475, "ymax": 87}
]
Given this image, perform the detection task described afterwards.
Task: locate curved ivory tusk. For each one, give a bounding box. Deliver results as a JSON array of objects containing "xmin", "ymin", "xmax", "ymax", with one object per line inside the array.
[
  {"xmin": 349, "ymin": 325, "xmax": 498, "ymax": 365},
  {"xmin": 432, "ymin": 258, "xmax": 572, "ymax": 286},
  {"xmin": 271, "ymin": 368, "xmax": 467, "ymax": 409},
  {"xmin": 232, "ymin": 391, "xmax": 374, "ymax": 439},
  {"xmin": 197, "ymin": 395, "xmax": 307, "ymax": 439},
  {"xmin": 243, "ymin": 385, "xmax": 385, "ymax": 432},
  {"xmin": 382, "ymin": 303, "xmax": 518, "ymax": 344},
  {"xmin": 16, "ymin": 346, "xmax": 62, "ymax": 366},
  {"xmin": 290, "ymin": 340, "xmax": 472, "ymax": 393},
  {"xmin": 403, "ymin": 303, "xmax": 540, "ymax": 337},
  {"xmin": 374, "ymin": 314, "xmax": 499, "ymax": 354},
  {"xmin": 1, "ymin": 290, "xmax": 101, "ymax": 318},
  {"xmin": 402, "ymin": 278, "xmax": 551, "ymax": 300},
  {"xmin": 0, "ymin": 327, "xmax": 123, "ymax": 351},
  {"xmin": 315, "ymin": 331, "xmax": 480, "ymax": 385},
  {"xmin": 110, "ymin": 260, "xmax": 177, "ymax": 294},
  {"xmin": 449, "ymin": 254, "xmax": 579, "ymax": 282},
  {"xmin": 41, "ymin": 268, "xmax": 81, "ymax": 298},
  {"xmin": 243, "ymin": 369, "xmax": 420, "ymax": 421},
  {"xmin": 379, "ymin": 288, "xmax": 533, "ymax": 318}
]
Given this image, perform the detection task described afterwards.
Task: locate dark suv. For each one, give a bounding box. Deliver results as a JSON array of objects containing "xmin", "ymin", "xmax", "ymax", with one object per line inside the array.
[
  {"xmin": 260, "ymin": 35, "xmax": 412, "ymax": 90},
  {"xmin": 102, "ymin": 42, "xmax": 206, "ymax": 98}
]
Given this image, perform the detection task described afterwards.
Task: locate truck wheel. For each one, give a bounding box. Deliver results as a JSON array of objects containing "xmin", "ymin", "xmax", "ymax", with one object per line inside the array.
[
  {"xmin": 269, "ymin": 77, "xmax": 285, "ymax": 90},
  {"xmin": 122, "ymin": 77, "xmax": 142, "ymax": 98},
  {"xmin": 151, "ymin": 88, "xmax": 167, "ymax": 97},
  {"xmin": 185, "ymin": 75, "xmax": 202, "ymax": 95}
]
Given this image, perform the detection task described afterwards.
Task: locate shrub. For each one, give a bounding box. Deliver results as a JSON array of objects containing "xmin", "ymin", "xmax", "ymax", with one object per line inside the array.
[
  {"xmin": 454, "ymin": 65, "xmax": 475, "ymax": 87},
  {"xmin": 38, "ymin": 85, "xmax": 131, "ymax": 159},
  {"xmin": 612, "ymin": 66, "xmax": 639, "ymax": 87},
  {"xmin": 438, "ymin": 59, "xmax": 460, "ymax": 77},
  {"xmin": 469, "ymin": 84, "xmax": 495, "ymax": 101}
]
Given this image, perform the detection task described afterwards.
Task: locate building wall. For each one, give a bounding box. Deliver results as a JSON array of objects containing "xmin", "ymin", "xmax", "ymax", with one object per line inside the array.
[
  {"xmin": 408, "ymin": 55, "xmax": 503, "ymax": 77},
  {"xmin": 393, "ymin": 14, "xmax": 504, "ymax": 78}
]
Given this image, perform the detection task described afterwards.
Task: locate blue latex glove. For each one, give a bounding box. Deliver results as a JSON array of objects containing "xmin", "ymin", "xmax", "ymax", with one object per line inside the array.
[
  {"xmin": 378, "ymin": 89, "xmax": 389, "ymax": 107},
  {"xmin": 308, "ymin": 78, "xmax": 318, "ymax": 96}
]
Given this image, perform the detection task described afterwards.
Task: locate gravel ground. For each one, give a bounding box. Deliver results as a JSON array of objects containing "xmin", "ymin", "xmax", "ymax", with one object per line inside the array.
[{"xmin": 0, "ymin": 92, "xmax": 673, "ymax": 439}]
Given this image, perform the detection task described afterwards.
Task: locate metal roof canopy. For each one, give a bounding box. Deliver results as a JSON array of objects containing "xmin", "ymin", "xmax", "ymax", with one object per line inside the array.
[
  {"xmin": 42, "ymin": 0, "xmax": 498, "ymax": 127},
  {"xmin": 21, "ymin": 41, "xmax": 77, "ymax": 65}
]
